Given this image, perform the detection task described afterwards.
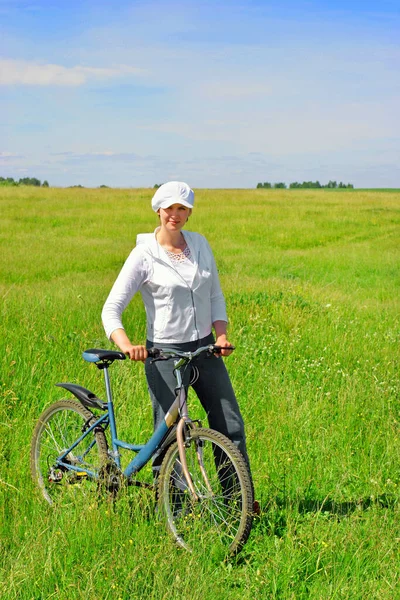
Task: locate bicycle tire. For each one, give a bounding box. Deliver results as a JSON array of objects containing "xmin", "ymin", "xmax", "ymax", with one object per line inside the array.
[
  {"xmin": 158, "ymin": 427, "xmax": 254, "ymax": 555},
  {"xmin": 30, "ymin": 399, "xmax": 109, "ymax": 505}
]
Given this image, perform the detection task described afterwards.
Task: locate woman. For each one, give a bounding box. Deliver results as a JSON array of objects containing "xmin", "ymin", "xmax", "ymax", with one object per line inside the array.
[{"xmin": 101, "ymin": 181, "xmax": 250, "ymax": 475}]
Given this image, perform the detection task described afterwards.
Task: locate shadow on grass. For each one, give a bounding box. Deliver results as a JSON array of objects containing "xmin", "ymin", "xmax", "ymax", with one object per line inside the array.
[
  {"xmin": 296, "ymin": 493, "xmax": 398, "ymax": 515},
  {"xmin": 251, "ymin": 493, "xmax": 399, "ymax": 539}
]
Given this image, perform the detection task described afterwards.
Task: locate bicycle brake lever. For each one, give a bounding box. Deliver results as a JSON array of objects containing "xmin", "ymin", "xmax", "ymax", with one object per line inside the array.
[
  {"xmin": 147, "ymin": 347, "xmax": 161, "ymax": 358},
  {"xmin": 150, "ymin": 356, "xmax": 169, "ymax": 364},
  {"xmin": 149, "ymin": 350, "xmax": 175, "ymax": 364}
]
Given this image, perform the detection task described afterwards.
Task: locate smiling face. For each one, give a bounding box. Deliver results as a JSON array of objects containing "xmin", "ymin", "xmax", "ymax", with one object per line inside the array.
[{"xmin": 158, "ymin": 203, "xmax": 192, "ymax": 232}]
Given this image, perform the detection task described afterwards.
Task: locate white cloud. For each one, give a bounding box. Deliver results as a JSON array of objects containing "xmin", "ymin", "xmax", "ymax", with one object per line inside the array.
[
  {"xmin": 0, "ymin": 151, "xmax": 22, "ymax": 160},
  {"xmin": 51, "ymin": 151, "xmax": 139, "ymax": 161},
  {"xmin": 0, "ymin": 59, "xmax": 146, "ymax": 86}
]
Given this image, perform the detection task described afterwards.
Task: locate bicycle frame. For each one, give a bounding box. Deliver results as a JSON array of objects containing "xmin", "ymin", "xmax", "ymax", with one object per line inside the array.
[
  {"xmin": 55, "ymin": 345, "xmax": 230, "ymax": 494},
  {"xmin": 55, "ymin": 361, "xmax": 186, "ymax": 481}
]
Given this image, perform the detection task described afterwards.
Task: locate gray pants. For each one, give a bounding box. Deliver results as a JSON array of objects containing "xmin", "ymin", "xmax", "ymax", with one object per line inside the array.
[{"xmin": 145, "ymin": 334, "xmax": 250, "ymax": 472}]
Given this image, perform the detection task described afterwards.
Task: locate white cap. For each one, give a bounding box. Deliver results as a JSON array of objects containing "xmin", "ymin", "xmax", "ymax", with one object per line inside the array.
[{"xmin": 151, "ymin": 181, "xmax": 194, "ymax": 212}]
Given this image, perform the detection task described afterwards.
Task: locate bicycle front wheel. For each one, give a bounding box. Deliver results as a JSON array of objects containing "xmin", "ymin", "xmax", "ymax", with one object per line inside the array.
[
  {"xmin": 30, "ymin": 399, "xmax": 108, "ymax": 505},
  {"xmin": 158, "ymin": 427, "xmax": 253, "ymax": 555}
]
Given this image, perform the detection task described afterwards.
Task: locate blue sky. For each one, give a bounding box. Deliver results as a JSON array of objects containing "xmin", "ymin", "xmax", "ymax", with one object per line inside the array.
[{"xmin": 1, "ymin": 0, "xmax": 399, "ymax": 188}]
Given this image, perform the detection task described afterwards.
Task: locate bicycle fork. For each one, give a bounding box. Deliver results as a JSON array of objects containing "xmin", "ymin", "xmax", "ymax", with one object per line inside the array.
[{"xmin": 174, "ymin": 370, "xmax": 213, "ymax": 501}]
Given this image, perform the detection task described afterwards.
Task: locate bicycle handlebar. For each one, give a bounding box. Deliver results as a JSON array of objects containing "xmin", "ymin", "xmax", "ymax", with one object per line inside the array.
[{"xmin": 147, "ymin": 344, "xmax": 235, "ymax": 362}]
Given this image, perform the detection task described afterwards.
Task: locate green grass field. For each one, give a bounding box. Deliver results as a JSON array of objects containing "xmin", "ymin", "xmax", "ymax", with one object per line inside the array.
[{"xmin": 1, "ymin": 186, "xmax": 399, "ymax": 599}]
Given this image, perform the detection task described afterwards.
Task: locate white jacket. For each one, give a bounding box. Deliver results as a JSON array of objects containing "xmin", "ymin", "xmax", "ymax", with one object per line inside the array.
[{"xmin": 101, "ymin": 229, "xmax": 228, "ymax": 344}]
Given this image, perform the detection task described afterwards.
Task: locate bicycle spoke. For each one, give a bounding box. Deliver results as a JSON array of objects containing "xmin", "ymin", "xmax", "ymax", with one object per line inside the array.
[
  {"xmin": 158, "ymin": 428, "xmax": 253, "ymax": 554},
  {"xmin": 31, "ymin": 400, "xmax": 108, "ymax": 505}
]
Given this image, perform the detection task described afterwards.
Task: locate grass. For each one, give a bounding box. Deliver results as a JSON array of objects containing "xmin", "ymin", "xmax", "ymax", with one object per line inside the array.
[{"xmin": 0, "ymin": 186, "xmax": 399, "ymax": 599}]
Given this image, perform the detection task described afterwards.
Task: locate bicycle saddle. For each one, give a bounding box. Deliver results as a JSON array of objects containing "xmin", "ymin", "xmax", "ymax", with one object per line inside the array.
[{"xmin": 83, "ymin": 348, "xmax": 126, "ymax": 365}]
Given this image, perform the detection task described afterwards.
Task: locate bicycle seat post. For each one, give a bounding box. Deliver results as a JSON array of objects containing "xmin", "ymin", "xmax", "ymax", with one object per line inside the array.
[{"xmin": 103, "ymin": 366, "xmax": 113, "ymax": 404}]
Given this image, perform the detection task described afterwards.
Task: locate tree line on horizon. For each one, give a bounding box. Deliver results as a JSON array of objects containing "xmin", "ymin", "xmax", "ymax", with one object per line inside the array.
[
  {"xmin": 0, "ymin": 176, "xmax": 49, "ymax": 187},
  {"xmin": 0, "ymin": 176, "xmax": 356, "ymax": 190},
  {"xmin": 256, "ymin": 180, "xmax": 354, "ymax": 189}
]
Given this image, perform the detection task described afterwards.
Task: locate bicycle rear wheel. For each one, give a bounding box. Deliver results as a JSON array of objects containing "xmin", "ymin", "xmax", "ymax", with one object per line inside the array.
[
  {"xmin": 158, "ymin": 427, "xmax": 253, "ymax": 555},
  {"xmin": 30, "ymin": 399, "xmax": 108, "ymax": 505}
]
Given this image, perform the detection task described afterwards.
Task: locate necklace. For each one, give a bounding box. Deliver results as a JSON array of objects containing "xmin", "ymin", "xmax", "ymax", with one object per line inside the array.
[{"xmin": 164, "ymin": 245, "xmax": 192, "ymax": 263}]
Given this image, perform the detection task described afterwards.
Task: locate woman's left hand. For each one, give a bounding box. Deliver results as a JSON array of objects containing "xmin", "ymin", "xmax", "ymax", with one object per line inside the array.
[{"xmin": 215, "ymin": 334, "xmax": 234, "ymax": 357}]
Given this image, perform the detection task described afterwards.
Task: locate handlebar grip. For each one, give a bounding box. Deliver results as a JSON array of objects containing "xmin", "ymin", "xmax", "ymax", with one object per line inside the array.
[{"xmin": 212, "ymin": 345, "xmax": 235, "ymax": 353}]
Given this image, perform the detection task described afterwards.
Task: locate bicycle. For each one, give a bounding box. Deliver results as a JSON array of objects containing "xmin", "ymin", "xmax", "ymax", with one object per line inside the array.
[{"xmin": 31, "ymin": 344, "xmax": 254, "ymax": 554}]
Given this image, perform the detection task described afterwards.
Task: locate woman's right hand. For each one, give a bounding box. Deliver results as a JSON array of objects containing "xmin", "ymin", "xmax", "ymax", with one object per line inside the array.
[
  {"xmin": 124, "ymin": 345, "xmax": 148, "ymax": 362},
  {"xmin": 110, "ymin": 329, "xmax": 148, "ymax": 362}
]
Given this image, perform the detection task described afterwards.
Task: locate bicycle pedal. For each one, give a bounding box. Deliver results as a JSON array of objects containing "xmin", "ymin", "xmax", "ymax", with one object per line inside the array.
[{"xmin": 76, "ymin": 471, "xmax": 88, "ymax": 478}]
